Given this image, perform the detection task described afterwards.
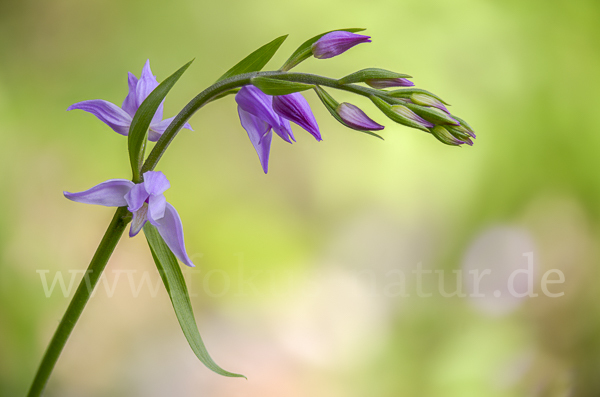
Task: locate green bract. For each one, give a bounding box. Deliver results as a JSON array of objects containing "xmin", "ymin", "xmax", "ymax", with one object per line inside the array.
[
  {"xmin": 251, "ymin": 76, "xmax": 314, "ymax": 95},
  {"xmin": 338, "ymin": 68, "xmax": 412, "ymax": 85}
]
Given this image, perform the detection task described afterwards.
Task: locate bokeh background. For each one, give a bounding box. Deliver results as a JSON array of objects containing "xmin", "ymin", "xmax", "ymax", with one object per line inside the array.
[{"xmin": 1, "ymin": 0, "xmax": 599, "ymax": 395}]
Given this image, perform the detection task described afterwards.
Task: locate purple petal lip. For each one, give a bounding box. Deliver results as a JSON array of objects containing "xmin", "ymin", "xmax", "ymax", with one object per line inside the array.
[
  {"xmin": 64, "ymin": 179, "xmax": 134, "ymax": 207},
  {"xmin": 312, "ymin": 31, "xmax": 371, "ymax": 59},
  {"xmin": 337, "ymin": 103, "xmax": 384, "ymax": 131},
  {"xmin": 272, "ymin": 93, "xmax": 321, "ymax": 141}
]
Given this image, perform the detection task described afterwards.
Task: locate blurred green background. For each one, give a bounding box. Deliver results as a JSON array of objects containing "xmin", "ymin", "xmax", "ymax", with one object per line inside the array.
[{"xmin": 1, "ymin": 0, "xmax": 600, "ymax": 396}]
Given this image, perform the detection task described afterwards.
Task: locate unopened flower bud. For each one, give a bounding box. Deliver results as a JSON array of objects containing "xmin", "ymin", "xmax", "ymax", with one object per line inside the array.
[
  {"xmin": 336, "ymin": 103, "xmax": 384, "ymax": 131},
  {"xmin": 370, "ymin": 95, "xmax": 432, "ymax": 132},
  {"xmin": 312, "ymin": 31, "xmax": 371, "ymax": 59},
  {"xmin": 410, "ymin": 93, "xmax": 450, "ymax": 113},
  {"xmin": 365, "ymin": 78, "xmax": 414, "ymax": 89},
  {"xmin": 431, "ymin": 125, "xmax": 467, "ymax": 146}
]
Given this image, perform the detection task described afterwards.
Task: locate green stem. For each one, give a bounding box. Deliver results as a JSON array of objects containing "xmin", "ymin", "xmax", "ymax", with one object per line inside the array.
[
  {"xmin": 141, "ymin": 71, "xmax": 385, "ymax": 173},
  {"xmin": 27, "ymin": 207, "xmax": 131, "ymax": 397}
]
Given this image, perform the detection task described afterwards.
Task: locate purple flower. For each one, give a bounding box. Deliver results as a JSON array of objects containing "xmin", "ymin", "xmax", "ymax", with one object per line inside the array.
[
  {"xmin": 235, "ymin": 86, "xmax": 320, "ymax": 173},
  {"xmin": 67, "ymin": 60, "xmax": 192, "ymax": 142},
  {"xmin": 64, "ymin": 171, "xmax": 194, "ymax": 267},
  {"xmin": 336, "ymin": 103, "xmax": 384, "ymax": 131},
  {"xmin": 365, "ymin": 78, "xmax": 414, "ymax": 89},
  {"xmin": 312, "ymin": 31, "xmax": 371, "ymax": 59}
]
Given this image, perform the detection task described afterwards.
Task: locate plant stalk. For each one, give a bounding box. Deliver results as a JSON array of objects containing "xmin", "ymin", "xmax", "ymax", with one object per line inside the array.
[{"xmin": 27, "ymin": 207, "xmax": 131, "ymax": 397}]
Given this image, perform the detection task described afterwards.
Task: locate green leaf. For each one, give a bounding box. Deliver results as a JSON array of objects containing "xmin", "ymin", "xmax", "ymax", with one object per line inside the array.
[
  {"xmin": 217, "ymin": 35, "xmax": 288, "ymax": 82},
  {"xmin": 143, "ymin": 224, "xmax": 245, "ymax": 379},
  {"xmin": 313, "ymin": 86, "xmax": 383, "ymax": 140},
  {"xmin": 280, "ymin": 28, "xmax": 365, "ymax": 72},
  {"xmin": 338, "ymin": 68, "xmax": 412, "ymax": 85},
  {"xmin": 251, "ymin": 77, "xmax": 314, "ymax": 96},
  {"xmin": 128, "ymin": 60, "xmax": 193, "ymax": 183}
]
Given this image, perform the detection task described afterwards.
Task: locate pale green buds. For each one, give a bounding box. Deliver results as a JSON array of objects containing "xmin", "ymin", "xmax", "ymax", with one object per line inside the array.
[
  {"xmin": 410, "ymin": 93, "xmax": 449, "ymax": 113},
  {"xmin": 431, "ymin": 126, "xmax": 467, "ymax": 146},
  {"xmin": 370, "ymin": 96, "xmax": 433, "ymax": 132}
]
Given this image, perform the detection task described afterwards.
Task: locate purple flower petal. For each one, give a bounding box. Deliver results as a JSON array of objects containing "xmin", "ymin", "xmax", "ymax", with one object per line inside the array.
[
  {"xmin": 272, "ymin": 93, "xmax": 321, "ymax": 141},
  {"xmin": 129, "ymin": 205, "xmax": 148, "ymax": 237},
  {"xmin": 135, "ymin": 60, "xmax": 164, "ymax": 125},
  {"xmin": 312, "ymin": 31, "xmax": 371, "ymax": 59},
  {"xmin": 365, "ymin": 78, "xmax": 414, "ymax": 89},
  {"xmin": 238, "ymin": 107, "xmax": 272, "ymax": 173},
  {"xmin": 273, "ymin": 115, "xmax": 295, "ymax": 143},
  {"xmin": 235, "ymin": 86, "xmax": 294, "ymax": 143},
  {"xmin": 122, "ymin": 72, "xmax": 139, "ymax": 117},
  {"xmin": 147, "ymin": 194, "xmax": 167, "ymax": 225},
  {"xmin": 156, "ymin": 203, "xmax": 195, "ymax": 267},
  {"xmin": 149, "ymin": 117, "xmax": 194, "ymax": 142},
  {"xmin": 143, "ymin": 171, "xmax": 170, "ymax": 196},
  {"xmin": 64, "ymin": 179, "xmax": 134, "ymax": 207},
  {"xmin": 67, "ymin": 100, "xmax": 132, "ymax": 136},
  {"xmin": 125, "ymin": 183, "xmax": 149, "ymax": 212},
  {"xmin": 337, "ymin": 103, "xmax": 385, "ymax": 131}
]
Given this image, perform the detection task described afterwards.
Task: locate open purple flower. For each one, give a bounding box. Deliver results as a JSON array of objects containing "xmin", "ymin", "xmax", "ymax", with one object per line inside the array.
[
  {"xmin": 235, "ymin": 86, "xmax": 320, "ymax": 173},
  {"xmin": 67, "ymin": 60, "xmax": 192, "ymax": 142},
  {"xmin": 312, "ymin": 31, "xmax": 371, "ymax": 59},
  {"xmin": 64, "ymin": 171, "xmax": 194, "ymax": 267}
]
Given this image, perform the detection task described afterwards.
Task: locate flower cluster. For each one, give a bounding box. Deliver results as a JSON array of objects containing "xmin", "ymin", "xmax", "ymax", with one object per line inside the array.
[{"xmin": 232, "ymin": 30, "xmax": 475, "ymax": 172}]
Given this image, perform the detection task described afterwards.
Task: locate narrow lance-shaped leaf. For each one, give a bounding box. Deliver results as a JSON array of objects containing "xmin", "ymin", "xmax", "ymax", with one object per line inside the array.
[
  {"xmin": 313, "ymin": 86, "xmax": 383, "ymax": 140},
  {"xmin": 251, "ymin": 77, "xmax": 314, "ymax": 96},
  {"xmin": 338, "ymin": 68, "xmax": 412, "ymax": 85},
  {"xmin": 217, "ymin": 35, "xmax": 288, "ymax": 82},
  {"xmin": 128, "ymin": 60, "xmax": 193, "ymax": 183},
  {"xmin": 280, "ymin": 28, "xmax": 365, "ymax": 72},
  {"xmin": 143, "ymin": 224, "xmax": 245, "ymax": 379}
]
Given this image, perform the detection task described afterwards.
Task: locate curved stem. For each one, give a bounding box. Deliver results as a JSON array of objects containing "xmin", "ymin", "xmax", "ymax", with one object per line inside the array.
[
  {"xmin": 27, "ymin": 207, "xmax": 131, "ymax": 397},
  {"xmin": 141, "ymin": 71, "xmax": 386, "ymax": 173}
]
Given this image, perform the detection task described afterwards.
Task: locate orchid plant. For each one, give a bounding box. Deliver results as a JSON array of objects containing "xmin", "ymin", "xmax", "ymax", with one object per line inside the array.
[{"xmin": 27, "ymin": 29, "xmax": 475, "ymax": 396}]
